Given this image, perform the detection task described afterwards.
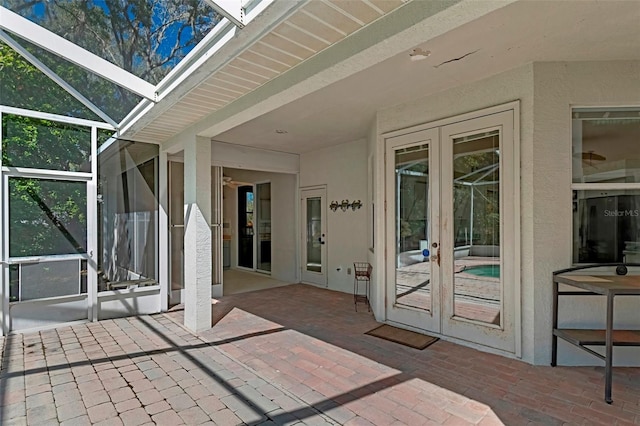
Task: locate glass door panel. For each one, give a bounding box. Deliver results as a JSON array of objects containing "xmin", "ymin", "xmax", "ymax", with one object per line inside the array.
[
  {"xmin": 256, "ymin": 182, "xmax": 271, "ymax": 273},
  {"xmin": 97, "ymin": 141, "xmax": 159, "ymax": 292},
  {"xmin": 237, "ymin": 186, "xmax": 254, "ymax": 268},
  {"xmin": 451, "ymin": 131, "xmax": 501, "ymax": 325},
  {"xmin": 394, "ymin": 144, "xmax": 432, "ymax": 311},
  {"xmin": 385, "ymin": 128, "xmax": 440, "ymax": 333},
  {"xmin": 169, "ymin": 161, "xmax": 184, "ymax": 297},
  {"xmin": 301, "ymin": 187, "xmax": 327, "ymax": 286},
  {"xmin": 306, "ymin": 197, "xmax": 322, "ymax": 273},
  {"xmin": 440, "ymin": 109, "xmax": 516, "ymax": 355}
]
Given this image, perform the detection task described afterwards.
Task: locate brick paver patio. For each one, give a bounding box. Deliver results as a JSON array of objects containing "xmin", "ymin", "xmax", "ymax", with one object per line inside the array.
[{"xmin": 1, "ymin": 284, "xmax": 639, "ymax": 425}]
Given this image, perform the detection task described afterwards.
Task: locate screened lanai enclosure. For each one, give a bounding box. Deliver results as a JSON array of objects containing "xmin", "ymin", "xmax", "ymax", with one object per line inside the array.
[{"xmin": 0, "ymin": 0, "xmax": 266, "ymax": 333}]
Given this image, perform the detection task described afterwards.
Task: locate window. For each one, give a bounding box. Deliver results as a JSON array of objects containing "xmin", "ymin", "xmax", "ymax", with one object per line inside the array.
[{"xmin": 572, "ymin": 107, "xmax": 640, "ymax": 263}]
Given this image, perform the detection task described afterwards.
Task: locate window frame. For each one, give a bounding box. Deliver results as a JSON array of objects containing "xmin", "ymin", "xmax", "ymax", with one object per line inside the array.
[{"xmin": 571, "ymin": 105, "xmax": 640, "ymax": 264}]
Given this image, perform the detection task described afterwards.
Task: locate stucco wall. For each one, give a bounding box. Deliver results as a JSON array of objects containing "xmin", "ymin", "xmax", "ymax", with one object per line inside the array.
[
  {"xmin": 300, "ymin": 139, "xmax": 369, "ymax": 294},
  {"xmin": 532, "ymin": 61, "xmax": 640, "ymax": 366}
]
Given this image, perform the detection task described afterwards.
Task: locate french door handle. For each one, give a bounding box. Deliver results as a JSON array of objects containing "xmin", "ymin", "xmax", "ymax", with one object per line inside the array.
[
  {"xmin": 318, "ymin": 237, "xmax": 325, "ymax": 245},
  {"xmin": 431, "ymin": 248, "xmax": 440, "ymax": 266}
]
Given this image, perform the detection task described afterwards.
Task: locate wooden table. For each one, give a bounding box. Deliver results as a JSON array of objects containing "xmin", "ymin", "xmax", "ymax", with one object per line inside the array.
[{"xmin": 552, "ymin": 270, "xmax": 640, "ymax": 404}]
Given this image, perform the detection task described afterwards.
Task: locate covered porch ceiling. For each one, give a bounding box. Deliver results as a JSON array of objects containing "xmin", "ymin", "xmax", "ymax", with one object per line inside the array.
[{"xmin": 126, "ymin": 0, "xmax": 640, "ymax": 155}]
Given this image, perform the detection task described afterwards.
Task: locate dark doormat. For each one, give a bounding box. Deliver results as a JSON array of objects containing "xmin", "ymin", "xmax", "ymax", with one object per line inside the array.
[{"xmin": 365, "ymin": 324, "xmax": 439, "ymax": 350}]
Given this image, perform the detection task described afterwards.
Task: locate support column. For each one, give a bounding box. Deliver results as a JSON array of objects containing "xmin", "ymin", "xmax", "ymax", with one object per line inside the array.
[{"xmin": 183, "ymin": 136, "xmax": 212, "ymax": 332}]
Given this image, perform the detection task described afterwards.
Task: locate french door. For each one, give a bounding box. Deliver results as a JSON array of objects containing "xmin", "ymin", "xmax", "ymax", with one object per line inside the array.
[
  {"xmin": 301, "ymin": 187, "xmax": 327, "ymax": 287},
  {"xmin": 386, "ymin": 128, "xmax": 441, "ymax": 332},
  {"xmin": 386, "ymin": 108, "xmax": 518, "ymax": 354}
]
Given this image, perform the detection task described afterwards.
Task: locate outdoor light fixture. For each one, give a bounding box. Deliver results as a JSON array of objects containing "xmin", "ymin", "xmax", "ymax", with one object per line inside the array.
[
  {"xmin": 409, "ymin": 47, "xmax": 431, "ymax": 61},
  {"xmin": 329, "ymin": 200, "xmax": 339, "ymax": 211},
  {"xmin": 351, "ymin": 200, "xmax": 362, "ymax": 211},
  {"xmin": 340, "ymin": 199, "xmax": 350, "ymax": 211}
]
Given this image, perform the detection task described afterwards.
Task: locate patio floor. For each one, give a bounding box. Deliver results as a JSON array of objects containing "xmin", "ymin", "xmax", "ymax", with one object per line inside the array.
[{"xmin": 1, "ymin": 284, "xmax": 639, "ymax": 425}]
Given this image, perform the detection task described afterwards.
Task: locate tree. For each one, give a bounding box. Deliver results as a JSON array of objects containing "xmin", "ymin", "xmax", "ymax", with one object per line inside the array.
[
  {"xmin": 0, "ymin": 42, "xmax": 98, "ymax": 118},
  {"xmin": 2, "ymin": 0, "xmax": 221, "ymax": 120}
]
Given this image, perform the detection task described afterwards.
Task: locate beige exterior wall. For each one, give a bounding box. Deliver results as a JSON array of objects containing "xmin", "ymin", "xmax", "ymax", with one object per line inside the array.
[
  {"xmin": 532, "ymin": 60, "xmax": 640, "ymax": 365},
  {"xmin": 300, "ymin": 139, "xmax": 369, "ymax": 294}
]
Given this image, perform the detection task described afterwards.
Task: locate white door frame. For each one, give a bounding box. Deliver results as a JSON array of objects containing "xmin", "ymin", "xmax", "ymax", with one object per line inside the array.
[
  {"xmin": 439, "ymin": 109, "xmax": 517, "ymax": 354},
  {"xmin": 385, "ymin": 128, "xmax": 441, "ymax": 334},
  {"xmin": 383, "ymin": 102, "xmax": 521, "ymax": 357},
  {"xmin": 300, "ymin": 186, "xmax": 327, "ymax": 287},
  {"xmin": 255, "ymin": 180, "xmax": 272, "ymax": 274},
  {"xmin": 0, "ymin": 119, "xmax": 98, "ymax": 334}
]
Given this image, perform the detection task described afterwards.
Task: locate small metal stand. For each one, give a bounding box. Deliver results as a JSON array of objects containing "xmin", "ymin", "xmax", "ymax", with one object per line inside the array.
[{"xmin": 353, "ymin": 262, "xmax": 372, "ymax": 312}]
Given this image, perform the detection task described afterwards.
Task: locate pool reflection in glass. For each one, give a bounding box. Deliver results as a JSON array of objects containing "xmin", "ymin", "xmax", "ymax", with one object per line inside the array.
[{"xmin": 452, "ymin": 131, "xmax": 502, "ymax": 325}]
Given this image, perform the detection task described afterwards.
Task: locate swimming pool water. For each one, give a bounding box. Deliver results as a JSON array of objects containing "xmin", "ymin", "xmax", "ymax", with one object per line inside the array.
[{"xmin": 464, "ymin": 265, "xmax": 500, "ymax": 278}]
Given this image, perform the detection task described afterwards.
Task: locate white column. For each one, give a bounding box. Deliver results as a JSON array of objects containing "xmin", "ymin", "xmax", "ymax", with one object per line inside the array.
[
  {"xmin": 158, "ymin": 151, "xmax": 169, "ymax": 312},
  {"xmin": 183, "ymin": 136, "xmax": 212, "ymax": 332}
]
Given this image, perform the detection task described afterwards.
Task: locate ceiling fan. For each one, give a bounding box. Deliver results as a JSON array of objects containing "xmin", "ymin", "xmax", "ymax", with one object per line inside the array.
[
  {"xmin": 573, "ymin": 150, "xmax": 606, "ymax": 168},
  {"xmin": 222, "ymin": 176, "xmax": 252, "ymax": 188}
]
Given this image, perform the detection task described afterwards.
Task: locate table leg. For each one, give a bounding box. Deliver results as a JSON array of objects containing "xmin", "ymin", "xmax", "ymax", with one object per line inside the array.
[
  {"xmin": 551, "ymin": 280, "xmax": 558, "ymax": 367},
  {"xmin": 605, "ymin": 293, "xmax": 614, "ymax": 404}
]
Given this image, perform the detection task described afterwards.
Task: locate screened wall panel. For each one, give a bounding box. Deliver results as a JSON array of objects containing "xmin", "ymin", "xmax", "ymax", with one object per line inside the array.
[
  {"xmin": 2, "ymin": 114, "xmax": 92, "ymax": 171},
  {"xmin": 8, "ymin": 177, "xmax": 87, "ymax": 257}
]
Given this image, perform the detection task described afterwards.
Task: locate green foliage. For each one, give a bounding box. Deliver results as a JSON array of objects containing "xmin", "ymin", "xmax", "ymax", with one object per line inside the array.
[
  {"xmin": 2, "ymin": 0, "xmax": 221, "ymax": 121},
  {"xmin": 0, "ymin": 42, "xmax": 98, "ymax": 118},
  {"xmin": 2, "ymin": 0, "xmax": 220, "ymax": 81},
  {"xmin": 9, "ymin": 177, "xmax": 87, "ymax": 257},
  {"xmin": 2, "ymin": 115, "xmax": 91, "ymax": 258},
  {"xmin": 453, "ymin": 150, "xmax": 500, "ymax": 246},
  {"xmin": 2, "ymin": 114, "xmax": 91, "ymax": 171}
]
